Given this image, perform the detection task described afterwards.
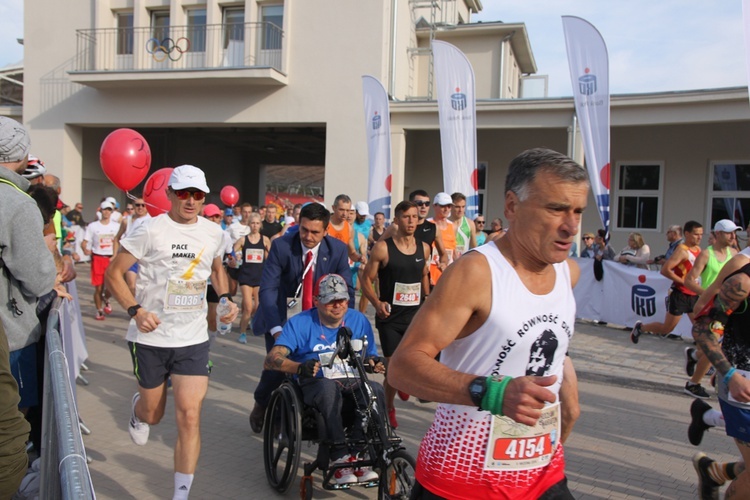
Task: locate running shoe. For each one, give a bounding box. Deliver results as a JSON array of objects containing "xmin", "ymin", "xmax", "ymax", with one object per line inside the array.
[
  {"xmin": 95, "ymin": 311, "xmax": 105, "ymax": 321},
  {"xmin": 128, "ymin": 393, "xmax": 150, "ymax": 445},
  {"xmin": 397, "ymin": 390, "xmax": 410, "ymax": 402},
  {"xmin": 332, "ymin": 455, "xmax": 357, "ymax": 485},
  {"xmin": 388, "ymin": 407, "xmax": 398, "ymax": 429},
  {"xmin": 685, "ymin": 347, "xmax": 697, "ymax": 377},
  {"xmin": 630, "ymin": 321, "xmax": 642, "ymax": 344},
  {"xmin": 693, "ymin": 452, "xmax": 723, "ymax": 500},
  {"xmin": 688, "ymin": 399, "xmax": 712, "ymax": 446},
  {"xmin": 684, "ymin": 382, "xmax": 710, "ymax": 400},
  {"xmin": 103, "ymin": 301, "xmax": 113, "ymax": 315},
  {"xmin": 238, "ymin": 333, "xmax": 247, "ymax": 344},
  {"xmin": 664, "ymin": 333, "xmax": 682, "ymax": 340},
  {"xmin": 352, "ymin": 454, "xmax": 378, "ymax": 483}
]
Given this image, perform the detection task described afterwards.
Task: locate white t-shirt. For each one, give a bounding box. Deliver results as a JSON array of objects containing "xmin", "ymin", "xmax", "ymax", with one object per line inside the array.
[
  {"xmin": 83, "ymin": 220, "xmax": 120, "ymax": 256},
  {"xmin": 121, "ymin": 214, "xmax": 225, "ymax": 348},
  {"xmin": 229, "ymin": 222, "xmax": 250, "ymax": 242},
  {"xmin": 124, "ymin": 214, "xmax": 151, "ymax": 239}
]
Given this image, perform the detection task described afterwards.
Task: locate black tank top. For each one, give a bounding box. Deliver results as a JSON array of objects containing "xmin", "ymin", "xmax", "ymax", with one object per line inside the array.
[
  {"xmin": 238, "ymin": 235, "xmax": 265, "ymax": 286},
  {"xmin": 378, "ymin": 237, "xmax": 425, "ymax": 321},
  {"xmin": 723, "ymin": 262, "xmax": 750, "ymax": 370},
  {"xmin": 415, "ymin": 220, "xmax": 436, "ymax": 247}
]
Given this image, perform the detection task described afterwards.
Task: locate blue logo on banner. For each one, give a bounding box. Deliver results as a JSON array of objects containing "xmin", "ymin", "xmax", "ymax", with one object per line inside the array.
[
  {"xmin": 370, "ymin": 196, "xmax": 391, "ymax": 220},
  {"xmin": 372, "ymin": 112, "xmax": 381, "ymax": 130},
  {"xmin": 631, "ymin": 284, "xmax": 656, "ymax": 317},
  {"xmin": 451, "ymin": 91, "xmax": 467, "ymax": 111},
  {"xmin": 578, "ymin": 74, "xmax": 597, "ymax": 95}
]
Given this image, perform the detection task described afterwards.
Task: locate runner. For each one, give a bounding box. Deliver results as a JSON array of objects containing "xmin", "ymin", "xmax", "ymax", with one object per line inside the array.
[
  {"xmin": 105, "ymin": 165, "xmax": 239, "ymax": 500},
  {"xmin": 114, "ymin": 197, "xmax": 151, "ymax": 296},
  {"xmin": 428, "ymin": 192, "xmax": 456, "ymax": 285},
  {"xmin": 389, "ymin": 148, "xmax": 584, "ymax": 499},
  {"xmin": 327, "ymin": 194, "xmax": 365, "ymax": 265},
  {"xmin": 202, "ymin": 203, "xmax": 235, "ymax": 351},
  {"xmin": 361, "ymin": 200, "xmax": 430, "ymax": 428},
  {"xmin": 689, "ymin": 263, "xmax": 750, "ymax": 498},
  {"xmin": 449, "ymin": 192, "xmax": 477, "ymax": 259},
  {"xmin": 82, "ymin": 200, "xmax": 120, "ymax": 320},
  {"xmin": 234, "ymin": 212, "xmax": 271, "ymax": 343},
  {"xmin": 260, "ymin": 203, "xmax": 283, "ymax": 240}
]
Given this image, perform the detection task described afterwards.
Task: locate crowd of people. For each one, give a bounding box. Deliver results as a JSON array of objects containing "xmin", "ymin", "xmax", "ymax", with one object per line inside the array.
[{"xmin": 2, "ymin": 111, "xmax": 749, "ymax": 499}]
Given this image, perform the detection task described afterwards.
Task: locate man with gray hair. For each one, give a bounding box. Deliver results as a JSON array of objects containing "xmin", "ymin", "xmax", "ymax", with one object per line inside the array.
[
  {"xmin": 649, "ymin": 224, "xmax": 684, "ymax": 266},
  {"xmin": 390, "ymin": 148, "xmax": 584, "ymax": 499},
  {"xmin": 0, "ymin": 117, "xmax": 57, "ymax": 494}
]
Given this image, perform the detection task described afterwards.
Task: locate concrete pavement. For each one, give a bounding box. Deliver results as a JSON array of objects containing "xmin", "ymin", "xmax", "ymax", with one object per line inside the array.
[{"xmin": 68, "ymin": 266, "xmax": 737, "ymax": 499}]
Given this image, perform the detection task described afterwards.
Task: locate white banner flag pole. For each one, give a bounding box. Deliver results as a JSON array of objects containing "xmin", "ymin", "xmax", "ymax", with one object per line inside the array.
[
  {"xmin": 432, "ymin": 40, "xmax": 479, "ymax": 218},
  {"xmin": 362, "ymin": 75, "xmax": 392, "ymax": 219},
  {"xmin": 562, "ymin": 16, "xmax": 611, "ymax": 236}
]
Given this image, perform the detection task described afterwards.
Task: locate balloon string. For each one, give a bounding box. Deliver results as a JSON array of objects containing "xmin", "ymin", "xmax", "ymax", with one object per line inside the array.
[{"xmin": 125, "ymin": 190, "xmax": 169, "ymax": 214}]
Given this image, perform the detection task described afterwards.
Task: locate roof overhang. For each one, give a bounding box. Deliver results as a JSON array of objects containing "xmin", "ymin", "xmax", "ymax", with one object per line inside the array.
[{"xmin": 417, "ymin": 22, "xmax": 536, "ymax": 74}]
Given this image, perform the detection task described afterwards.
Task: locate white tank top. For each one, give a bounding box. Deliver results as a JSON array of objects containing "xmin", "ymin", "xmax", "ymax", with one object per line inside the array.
[{"xmin": 416, "ymin": 243, "xmax": 575, "ymax": 497}]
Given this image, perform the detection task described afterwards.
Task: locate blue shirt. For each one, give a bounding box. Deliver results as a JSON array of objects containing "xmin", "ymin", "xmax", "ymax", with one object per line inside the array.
[
  {"xmin": 276, "ymin": 309, "xmax": 378, "ymax": 378},
  {"xmin": 353, "ymin": 219, "xmax": 372, "ymax": 244}
]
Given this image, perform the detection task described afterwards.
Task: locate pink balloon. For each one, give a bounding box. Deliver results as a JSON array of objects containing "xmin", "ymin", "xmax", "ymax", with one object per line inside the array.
[
  {"xmin": 143, "ymin": 168, "xmax": 173, "ymax": 217},
  {"xmin": 100, "ymin": 128, "xmax": 152, "ymax": 191},
  {"xmin": 220, "ymin": 185, "xmax": 240, "ymax": 207}
]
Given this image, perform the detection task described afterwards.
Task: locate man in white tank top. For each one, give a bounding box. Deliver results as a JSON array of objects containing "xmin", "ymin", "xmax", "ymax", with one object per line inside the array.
[{"xmin": 390, "ymin": 148, "xmax": 587, "ymax": 500}]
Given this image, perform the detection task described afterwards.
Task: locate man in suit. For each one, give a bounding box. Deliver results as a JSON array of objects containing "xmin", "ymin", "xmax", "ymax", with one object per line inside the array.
[{"xmin": 249, "ymin": 202, "xmax": 354, "ymax": 432}]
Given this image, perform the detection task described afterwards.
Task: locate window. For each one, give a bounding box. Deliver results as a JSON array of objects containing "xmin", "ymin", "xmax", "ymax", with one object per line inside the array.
[
  {"xmin": 709, "ymin": 162, "xmax": 750, "ymax": 230},
  {"xmin": 476, "ymin": 161, "xmax": 488, "ymax": 216},
  {"xmin": 615, "ymin": 162, "xmax": 662, "ymax": 230},
  {"xmin": 151, "ymin": 10, "xmax": 170, "ymax": 42},
  {"xmin": 260, "ymin": 4, "xmax": 283, "ymax": 50},
  {"xmin": 223, "ymin": 7, "xmax": 245, "ymax": 48},
  {"xmin": 116, "ymin": 12, "xmax": 134, "ymax": 55},
  {"xmin": 187, "ymin": 8, "xmax": 207, "ymax": 52}
]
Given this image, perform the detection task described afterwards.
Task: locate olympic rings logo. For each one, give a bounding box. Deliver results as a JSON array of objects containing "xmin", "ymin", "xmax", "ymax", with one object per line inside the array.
[{"xmin": 145, "ymin": 37, "xmax": 191, "ymax": 62}]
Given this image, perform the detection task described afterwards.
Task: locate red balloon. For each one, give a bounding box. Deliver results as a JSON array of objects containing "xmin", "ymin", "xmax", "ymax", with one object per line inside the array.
[
  {"xmin": 143, "ymin": 168, "xmax": 173, "ymax": 217},
  {"xmin": 220, "ymin": 185, "xmax": 240, "ymax": 207},
  {"xmin": 100, "ymin": 128, "xmax": 152, "ymax": 191}
]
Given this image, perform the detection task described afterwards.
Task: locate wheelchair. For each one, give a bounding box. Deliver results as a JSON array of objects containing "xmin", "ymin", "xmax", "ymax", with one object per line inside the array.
[{"xmin": 262, "ymin": 326, "xmax": 416, "ymax": 499}]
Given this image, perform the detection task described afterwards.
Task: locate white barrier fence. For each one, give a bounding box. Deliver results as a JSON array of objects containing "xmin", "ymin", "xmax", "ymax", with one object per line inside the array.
[{"xmin": 573, "ymin": 258, "xmax": 693, "ymax": 339}]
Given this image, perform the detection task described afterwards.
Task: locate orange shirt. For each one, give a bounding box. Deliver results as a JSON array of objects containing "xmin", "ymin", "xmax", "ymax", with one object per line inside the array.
[{"xmin": 328, "ymin": 220, "xmax": 352, "ymax": 246}]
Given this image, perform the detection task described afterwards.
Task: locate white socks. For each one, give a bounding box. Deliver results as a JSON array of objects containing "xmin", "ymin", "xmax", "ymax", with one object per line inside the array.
[
  {"xmin": 173, "ymin": 472, "xmax": 194, "ymax": 500},
  {"xmin": 703, "ymin": 408, "xmax": 725, "ymax": 428},
  {"xmin": 207, "ymin": 330, "xmax": 217, "ymax": 348}
]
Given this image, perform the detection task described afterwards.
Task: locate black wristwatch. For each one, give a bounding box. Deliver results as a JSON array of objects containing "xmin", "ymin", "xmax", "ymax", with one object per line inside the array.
[
  {"xmin": 219, "ymin": 293, "xmax": 234, "ymax": 303},
  {"xmin": 468, "ymin": 376, "xmax": 487, "ymax": 408},
  {"xmin": 127, "ymin": 304, "xmax": 142, "ymax": 318}
]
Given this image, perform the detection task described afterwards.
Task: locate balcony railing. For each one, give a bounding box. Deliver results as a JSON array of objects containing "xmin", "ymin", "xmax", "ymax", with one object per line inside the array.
[{"xmin": 73, "ymin": 22, "xmax": 284, "ymax": 74}]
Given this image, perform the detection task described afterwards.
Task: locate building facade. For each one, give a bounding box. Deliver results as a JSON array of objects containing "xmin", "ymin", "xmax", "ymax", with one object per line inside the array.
[{"xmin": 22, "ymin": 0, "xmax": 750, "ymax": 250}]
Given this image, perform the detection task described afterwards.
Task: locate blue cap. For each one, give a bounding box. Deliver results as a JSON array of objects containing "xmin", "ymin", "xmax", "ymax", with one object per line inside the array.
[{"xmin": 224, "ymin": 208, "xmax": 233, "ymax": 216}]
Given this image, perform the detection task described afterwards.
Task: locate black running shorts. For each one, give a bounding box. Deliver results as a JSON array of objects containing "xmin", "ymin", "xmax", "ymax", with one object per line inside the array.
[
  {"xmin": 667, "ymin": 288, "xmax": 698, "ymax": 316},
  {"xmin": 128, "ymin": 340, "xmax": 210, "ymax": 389}
]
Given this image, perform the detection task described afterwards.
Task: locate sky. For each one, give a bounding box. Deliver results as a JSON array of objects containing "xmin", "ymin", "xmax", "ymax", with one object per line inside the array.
[
  {"xmin": 0, "ymin": 1, "xmax": 747, "ymax": 97},
  {"xmin": 473, "ymin": 0, "xmax": 747, "ymax": 97}
]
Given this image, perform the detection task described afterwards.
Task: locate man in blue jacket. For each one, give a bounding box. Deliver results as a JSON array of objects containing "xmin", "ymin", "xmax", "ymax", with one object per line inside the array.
[{"xmin": 250, "ymin": 202, "xmax": 353, "ymax": 432}]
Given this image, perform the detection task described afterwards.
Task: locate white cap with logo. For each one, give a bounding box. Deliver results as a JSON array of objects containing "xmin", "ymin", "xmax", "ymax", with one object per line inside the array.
[
  {"xmin": 169, "ymin": 165, "xmax": 210, "ymax": 193},
  {"xmin": 433, "ymin": 192, "xmax": 452, "ymax": 206}
]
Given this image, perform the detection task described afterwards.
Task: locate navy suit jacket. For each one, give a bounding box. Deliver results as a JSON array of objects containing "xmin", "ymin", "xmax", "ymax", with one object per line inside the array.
[{"xmin": 252, "ymin": 232, "xmax": 354, "ymax": 335}]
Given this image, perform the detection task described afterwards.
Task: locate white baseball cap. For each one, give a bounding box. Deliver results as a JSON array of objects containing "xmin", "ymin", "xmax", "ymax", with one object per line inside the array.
[
  {"xmin": 433, "ymin": 192, "xmax": 453, "ymax": 206},
  {"xmin": 100, "ymin": 201, "xmax": 114, "ymax": 210},
  {"xmin": 714, "ymin": 219, "xmax": 740, "ymax": 232},
  {"xmin": 355, "ymin": 201, "xmax": 370, "ymax": 216},
  {"xmin": 169, "ymin": 165, "xmax": 210, "ymax": 193}
]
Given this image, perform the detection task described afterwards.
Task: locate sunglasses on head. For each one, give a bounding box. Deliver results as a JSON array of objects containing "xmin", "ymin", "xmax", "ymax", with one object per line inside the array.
[
  {"xmin": 173, "ymin": 189, "xmax": 206, "ymax": 201},
  {"xmin": 134, "ymin": 203, "xmax": 146, "ymax": 208},
  {"xmin": 414, "ymin": 201, "xmax": 430, "ymax": 207}
]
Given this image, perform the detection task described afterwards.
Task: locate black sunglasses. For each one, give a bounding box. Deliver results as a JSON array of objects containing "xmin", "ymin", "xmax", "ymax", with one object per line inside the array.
[
  {"xmin": 134, "ymin": 203, "xmax": 146, "ymax": 208},
  {"xmin": 414, "ymin": 201, "xmax": 430, "ymax": 207}
]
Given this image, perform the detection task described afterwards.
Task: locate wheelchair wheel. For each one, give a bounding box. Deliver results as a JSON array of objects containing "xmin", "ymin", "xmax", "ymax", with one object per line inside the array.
[
  {"xmin": 378, "ymin": 449, "xmax": 416, "ymax": 499},
  {"xmin": 263, "ymin": 382, "xmax": 303, "ymax": 492}
]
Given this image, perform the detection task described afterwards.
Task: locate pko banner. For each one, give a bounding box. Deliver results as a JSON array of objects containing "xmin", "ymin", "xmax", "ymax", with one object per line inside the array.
[
  {"xmin": 362, "ymin": 75, "xmax": 392, "ymax": 219},
  {"xmin": 573, "ymin": 259, "xmax": 692, "ymax": 339},
  {"xmin": 432, "ymin": 40, "xmax": 479, "ymax": 218},
  {"xmin": 562, "ymin": 16, "xmax": 611, "ymax": 236}
]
